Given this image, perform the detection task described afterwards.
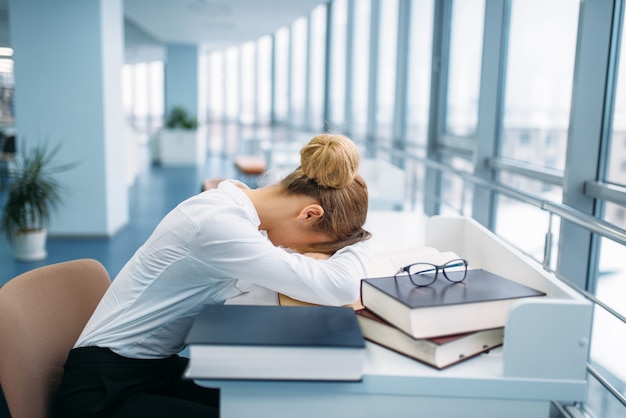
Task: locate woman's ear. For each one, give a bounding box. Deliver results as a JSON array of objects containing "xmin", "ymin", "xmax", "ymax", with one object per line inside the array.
[{"xmin": 298, "ymin": 204, "xmax": 324, "ymax": 223}]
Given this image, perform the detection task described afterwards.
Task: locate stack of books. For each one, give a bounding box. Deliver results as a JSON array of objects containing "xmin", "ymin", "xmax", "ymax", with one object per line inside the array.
[{"xmin": 358, "ymin": 252, "xmax": 546, "ymax": 369}]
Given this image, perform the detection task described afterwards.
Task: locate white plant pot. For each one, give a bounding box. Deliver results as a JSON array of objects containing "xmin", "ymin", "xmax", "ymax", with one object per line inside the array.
[
  {"xmin": 11, "ymin": 228, "xmax": 48, "ymax": 261},
  {"xmin": 158, "ymin": 128, "xmax": 206, "ymax": 166}
]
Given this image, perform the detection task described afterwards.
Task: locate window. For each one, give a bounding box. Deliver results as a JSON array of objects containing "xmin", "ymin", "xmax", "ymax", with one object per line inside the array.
[
  {"xmin": 444, "ymin": 0, "xmax": 485, "ymax": 137},
  {"xmin": 308, "ymin": 4, "xmax": 328, "ymax": 132},
  {"xmin": 274, "ymin": 27, "xmax": 290, "ymax": 123},
  {"xmin": 290, "ymin": 17, "xmax": 308, "ymax": 128},
  {"xmin": 350, "ymin": 0, "xmax": 372, "ymax": 138},
  {"xmin": 327, "ymin": 0, "xmax": 348, "ymax": 131},
  {"xmin": 406, "ymin": 0, "xmax": 435, "ymax": 150},
  {"xmin": 257, "ymin": 36, "xmax": 273, "ymax": 125},
  {"xmin": 495, "ymin": 0, "xmax": 579, "ymax": 268},
  {"xmin": 240, "ymin": 42, "xmax": 256, "ymax": 125},
  {"xmin": 224, "ymin": 46, "xmax": 240, "ymax": 122},
  {"xmin": 207, "ymin": 51, "xmax": 225, "ymax": 122},
  {"xmin": 374, "ymin": 0, "xmax": 399, "ymax": 141},
  {"xmin": 500, "ymin": 0, "xmax": 579, "ymax": 172}
]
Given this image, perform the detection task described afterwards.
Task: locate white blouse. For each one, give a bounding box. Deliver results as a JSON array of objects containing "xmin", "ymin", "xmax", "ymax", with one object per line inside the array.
[{"xmin": 75, "ymin": 181, "xmax": 371, "ymax": 359}]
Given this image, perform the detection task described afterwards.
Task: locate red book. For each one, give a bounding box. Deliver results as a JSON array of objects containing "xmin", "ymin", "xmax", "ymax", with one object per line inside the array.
[{"xmin": 356, "ymin": 308, "xmax": 504, "ymax": 369}]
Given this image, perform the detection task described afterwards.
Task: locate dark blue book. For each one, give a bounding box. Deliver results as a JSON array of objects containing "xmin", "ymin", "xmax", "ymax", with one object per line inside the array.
[
  {"xmin": 361, "ymin": 269, "xmax": 546, "ymax": 339},
  {"xmin": 184, "ymin": 304, "xmax": 366, "ymax": 381}
]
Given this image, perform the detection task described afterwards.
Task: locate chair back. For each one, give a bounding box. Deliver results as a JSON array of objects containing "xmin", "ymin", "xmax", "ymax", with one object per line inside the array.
[{"xmin": 0, "ymin": 259, "xmax": 110, "ymax": 418}]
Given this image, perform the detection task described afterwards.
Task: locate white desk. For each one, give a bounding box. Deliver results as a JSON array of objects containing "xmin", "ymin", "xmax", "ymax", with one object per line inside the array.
[{"xmin": 196, "ymin": 214, "xmax": 592, "ymax": 418}]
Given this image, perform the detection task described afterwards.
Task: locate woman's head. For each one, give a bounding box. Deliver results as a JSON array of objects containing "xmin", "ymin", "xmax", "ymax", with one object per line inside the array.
[{"xmin": 277, "ymin": 133, "xmax": 371, "ymax": 254}]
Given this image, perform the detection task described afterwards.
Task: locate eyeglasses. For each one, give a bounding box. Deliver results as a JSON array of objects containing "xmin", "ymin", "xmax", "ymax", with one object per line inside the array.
[{"xmin": 394, "ymin": 258, "xmax": 469, "ymax": 287}]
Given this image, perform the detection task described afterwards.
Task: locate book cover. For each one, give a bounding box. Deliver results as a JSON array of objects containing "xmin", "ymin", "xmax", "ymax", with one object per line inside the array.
[
  {"xmin": 361, "ymin": 268, "xmax": 545, "ymax": 338},
  {"xmin": 184, "ymin": 304, "xmax": 366, "ymax": 381},
  {"xmin": 355, "ymin": 308, "xmax": 504, "ymax": 369}
]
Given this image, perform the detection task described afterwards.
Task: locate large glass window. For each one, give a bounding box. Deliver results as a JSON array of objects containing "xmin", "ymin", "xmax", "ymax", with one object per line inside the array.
[
  {"xmin": 207, "ymin": 51, "xmax": 225, "ymax": 122},
  {"xmin": 224, "ymin": 46, "xmax": 240, "ymax": 122},
  {"xmin": 132, "ymin": 63, "xmax": 149, "ymax": 132},
  {"xmin": 308, "ymin": 4, "xmax": 328, "ymax": 132},
  {"xmin": 257, "ymin": 36, "xmax": 273, "ymax": 125},
  {"xmin": 374, "ymin": 0, "xmax": 399, "ymax": 141},
  {"xmin": 290, "ymin": 17, "xmax": 308, "ymax": 128},
  {"xmin": 148, "ymin": 61, "xmax": 164, "ymax": 133},
  {"xmin": 406, "ymin": 0, "xmax": 434, "ymax": 150},
  {"xmin": 274, "ymin": 27, "xmax": 290, "ymax": 123},
  {"xmin": 350, "ymin": 0, "xmax": 372, "ymax": 139},
  {"xmin": 501, "ymin": 0, "xmax": 579, "ymax": 172},
  {"xmin": 444, "ymin": 0, "xmax": 485, "ymax": 136},
  {"xmin": 608, "ymin": 12, "xmax": 626, "ymax": 194},
  {"xmin": 495, "ymin": 0, "xmax": 579, "ymax": 267},
  {"xmin": 240, "ymin": 42, "xmax": 256, "ymax": 125},
  {"xmin": 327, "ymin": 0, "xmax": 348, "ymax": 131}
]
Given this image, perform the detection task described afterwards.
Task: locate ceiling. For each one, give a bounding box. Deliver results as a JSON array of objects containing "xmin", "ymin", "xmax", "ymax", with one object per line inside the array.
[
  {"xmin": 0, "ymin": 0, "xmax": 325, "ymax": 54},
  {"xmin": 125, "ymin": 0, "xmax": 323, "ymax": 50}
]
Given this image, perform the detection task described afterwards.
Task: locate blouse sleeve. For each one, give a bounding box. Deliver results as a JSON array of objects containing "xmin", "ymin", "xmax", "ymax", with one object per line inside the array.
[{"xmin": 190, "ymin": 205, "xmax": 371, "ymax": 306}]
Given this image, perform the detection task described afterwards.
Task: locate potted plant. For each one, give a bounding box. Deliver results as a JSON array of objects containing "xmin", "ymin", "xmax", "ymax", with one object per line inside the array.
[
  {"xmin": 0, "ymin": 142, "xmax": 74, "ymax": 261},
  {"xmin": 157, "ymin": 106, "xmax": 206, "ymax": 166}
]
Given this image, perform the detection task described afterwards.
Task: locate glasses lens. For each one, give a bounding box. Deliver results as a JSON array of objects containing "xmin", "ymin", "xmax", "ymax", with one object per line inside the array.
[
  {"xmin": 407, "ymin": 263, "xmax": 438, "ymax": 286},
  {"xmin": 442, "ymin": 259, "xmax": 467, "ymax": 282}
]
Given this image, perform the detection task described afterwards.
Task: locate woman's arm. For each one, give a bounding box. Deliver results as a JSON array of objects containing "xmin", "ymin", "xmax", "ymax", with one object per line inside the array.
[{"xmin": 193, "ymin": 209, "xmax": 371, "ymax": 306}]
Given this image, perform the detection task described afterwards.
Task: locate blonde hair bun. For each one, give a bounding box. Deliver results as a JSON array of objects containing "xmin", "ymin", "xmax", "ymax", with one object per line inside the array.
[{"xmin": 300, "ymin": 134, "xmax": 360, "ymax": 189}]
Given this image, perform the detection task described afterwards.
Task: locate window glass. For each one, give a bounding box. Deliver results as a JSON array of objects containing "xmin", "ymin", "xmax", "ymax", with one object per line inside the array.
[
  {"xmin": 591, "ymin": 205, "xmax": 626, "ymax": 417},
  {"xmin": 290, "ymin": 17, "xmax": 308, "ymax": 128},
  {"xmin": 327, "ymin": 0, "xmax": 348, "ymax": 131},
  {"xmin": 274, "ymin": 27, "xmax": 290, "ymax": 123},
  {"xmin": 444, "ymin": 0, "xmax": 485, "ymax": 136},
  {"xmin": 224, "ymin": 46, "xmax": 240, "ymax": 121},
  {"xmin": 501, "ymin": 0, "xmax": 579, "ymax": 172},
  {"xmin": 495, "ymin": 0, "xmax": 579, "ymax": 278},
  {"xmin": 608, "ymin": 7, "xmax": 626, "ymax": 191},
  {"xmin": 132, "ymin": 63, "xmax": 149, "ymax": 133},
  {"xmin": 257, "ymin": 36, "xmax": 272, "ymax": 125},
  {"xmin": 406, "ymin": 0, "xmax": 434, "ymax": 150},
  {"xmin": 308, "ymin": 4, "xmax": 328, "ymax": 132},
  {"xmin": 240, "ymin": 42, "xmax": 256, "ymax": 125},
  {"xmin": 148, "ymin": 61, "xmax": 164, "ymax": 133},
  {"xmin": 207, "ymin": 51, "xmax": 224, "ymax": 122},
  {"xmin": 439, "ymin": 155, "xmax": 474, "ymax": 216},
  {"xmin": 350, "ymin": 0, "xmax": 372, "ymax": 138},
  {"xmin": 375, "ymin": 0, "xmax": 398, "ymax": 140},
  {"xmin": 495, "ymin": 177, "xmax": 561, "ymax": 268},
  {"xmin": 600, "ymin": 20, "xmax": 626, "ymax": 399}
]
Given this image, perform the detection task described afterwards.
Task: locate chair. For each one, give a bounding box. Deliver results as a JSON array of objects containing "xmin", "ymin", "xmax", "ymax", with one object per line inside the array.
[{"xmin": 0, "ymin": 259, "xmax": 111, "ymax": 418}]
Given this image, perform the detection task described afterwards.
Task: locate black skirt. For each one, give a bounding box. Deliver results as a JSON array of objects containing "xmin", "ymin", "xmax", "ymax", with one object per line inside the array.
[{"xmin": 54, "ymin": 346, "xmax": 219, "ymax": 418}]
